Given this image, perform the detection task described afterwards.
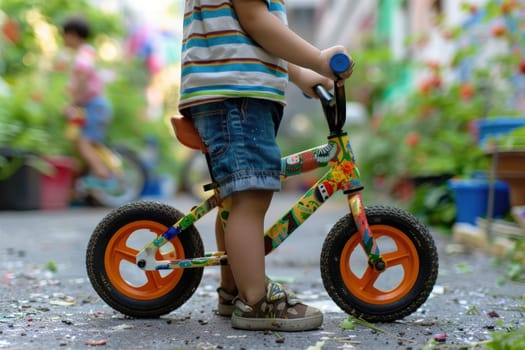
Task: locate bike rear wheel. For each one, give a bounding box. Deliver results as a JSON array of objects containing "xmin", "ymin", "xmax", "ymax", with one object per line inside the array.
[
  {"xmin": 321, "ymin": 205, "xmax": 438, "ymax": 322},
  {"xmin": 86, "ymin": 200, "xmax": 204, "ymax": 318},
  {"xmin": 181, "ymin": 150, "xmax": 211, "ymax": 201}
]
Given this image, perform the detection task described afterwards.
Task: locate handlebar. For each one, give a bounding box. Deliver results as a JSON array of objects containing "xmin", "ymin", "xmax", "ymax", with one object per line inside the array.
[
  {"xmin": 314, "ymin": 53, "xmax": 352, "ymax": 136},
  {"xmin": 330, "ymin": 52, "xmax": 352, "ymax": 76}
]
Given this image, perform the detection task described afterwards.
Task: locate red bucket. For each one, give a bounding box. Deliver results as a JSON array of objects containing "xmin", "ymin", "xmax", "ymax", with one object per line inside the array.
[{"xmin": 40, "ymin": 156, "xmax": 75, "ymax": 210}]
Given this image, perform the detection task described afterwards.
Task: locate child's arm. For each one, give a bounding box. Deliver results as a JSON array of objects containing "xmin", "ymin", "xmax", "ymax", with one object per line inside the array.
[
  {"xmin": 70, "ymin": 69, "xmax": 91, "ymax": 106},
  {"xmin": 232, "ymin": 0, "xmax": 352, "ymax": 80},
  {"xmin": 288, "ymin": 63, "xmax": 332, "ymax": 98}
]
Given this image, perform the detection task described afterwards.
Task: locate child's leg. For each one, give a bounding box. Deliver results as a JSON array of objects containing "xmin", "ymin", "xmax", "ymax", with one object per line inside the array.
[
  {"xmin": 224, "ymin": 190, "xmax": 272, "ymax": 304},
  {"xmin": 215, "ymin": 213, "xmax": 236, "ymax": 293},
  {"xmin": 76, "ymin": 137, "xmax": 111, "ymax": 179}
]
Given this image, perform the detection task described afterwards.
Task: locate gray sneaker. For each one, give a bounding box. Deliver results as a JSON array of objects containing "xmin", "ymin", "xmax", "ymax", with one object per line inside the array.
[
  {"xmin": 217, "ymin": 287, "xmax": 237, "ymax": 317},
  {"xmin": 231, "ymin": 282, "xmax": 323, "ymax": 331},
  {"xmin": 216, "ymin": 277, "xmax": 272, "ymax": 317}
]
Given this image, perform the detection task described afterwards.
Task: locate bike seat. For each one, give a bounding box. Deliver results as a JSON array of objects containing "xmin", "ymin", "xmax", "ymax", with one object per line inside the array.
[{"xmin": 171, "ymin": 115, "xmax": 207, "ymax": 153}]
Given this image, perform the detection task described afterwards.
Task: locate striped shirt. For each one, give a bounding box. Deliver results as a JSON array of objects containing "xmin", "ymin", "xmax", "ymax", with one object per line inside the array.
[{"xmin": 179, "ymin": 0, "xmax": 289, "ymax": 110}]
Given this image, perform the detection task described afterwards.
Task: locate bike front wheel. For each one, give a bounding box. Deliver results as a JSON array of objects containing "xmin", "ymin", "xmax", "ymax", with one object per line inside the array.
[
  {"xmin": 320, "ymin": 205, "xmax": 438, "ymax": 322},
  {"xmin": 86, "ymin": 200, "xmax": 204, "ymax": 318}
]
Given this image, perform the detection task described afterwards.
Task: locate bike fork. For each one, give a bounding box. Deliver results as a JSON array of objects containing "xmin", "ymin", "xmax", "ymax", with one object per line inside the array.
[{"xmin": 347, "ymin": 192, "xmax": 386, "ymax": 271}]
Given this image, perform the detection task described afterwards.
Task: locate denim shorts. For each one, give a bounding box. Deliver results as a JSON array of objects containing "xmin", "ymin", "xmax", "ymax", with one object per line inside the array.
[
  {"xmin": 182, "ymin": 98, "xmax": 283, "ymax": 198},
  {"xmin": 82, "ymin": 96, "xmax": 112, "ymax": 143}
]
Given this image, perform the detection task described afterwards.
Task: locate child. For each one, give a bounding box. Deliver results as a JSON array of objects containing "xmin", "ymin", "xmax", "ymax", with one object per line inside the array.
[
  {"xmin": 179, "ymin": 0, "xmax": 353, "ymax": 331},
  {"xmin": 62, "ymin": 16, "xmax": 113, "ymax": 189}
]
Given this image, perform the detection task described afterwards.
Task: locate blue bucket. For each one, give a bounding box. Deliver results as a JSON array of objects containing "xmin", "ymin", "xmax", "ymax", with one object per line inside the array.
[
  {"xmin": 448, "ymin": 178, "xmax": 510, "ymax": 225},
  {"xmin": 476, "ymin": 117, "xmax": 525, "ymax": 147}
]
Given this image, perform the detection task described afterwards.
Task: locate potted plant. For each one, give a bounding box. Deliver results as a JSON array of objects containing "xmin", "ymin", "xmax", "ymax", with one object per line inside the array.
[
  {"xmin": 358, "ymin": 1, "xmax": 525, "ymax": 228},
  {"xmin": 0, "ymin": 70, "xmax": 73, "ymax": 210}
]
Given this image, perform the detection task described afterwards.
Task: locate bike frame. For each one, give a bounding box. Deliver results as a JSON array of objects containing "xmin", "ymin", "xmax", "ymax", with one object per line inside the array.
[
  {"xmin": 136, "ymin": 87, "xmax": 386, "ymax": 273},
  {"xmin": 92, "ymin": 144, "xmax": 124, "ymax": 176},
  {"xmin": 66, "ymin": 114, "xmax": 123, "ymax": 177}
]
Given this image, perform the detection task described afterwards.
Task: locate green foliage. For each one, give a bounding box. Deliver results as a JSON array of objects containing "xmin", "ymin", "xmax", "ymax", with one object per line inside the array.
[
  {"xmin": 339, "ymin": 317, "xmax": 356, "ymax": 330},
  {"xmin": 0, "ymin": 0, "xmax": 127, "ymax": 160},
  {"xmin": 357, "ymin": 1, "xmax": 525, "ymax": 228},
  {"xmin": 0, "ymin": 0, "xmax": 123, "ymax": 78},
  {"xmin": 104, "ymin": 58, "xmax": 179, "ymax": 175},
  {"xmin": 497, "ymin": 126, "xmax": 525, "ymax": 150},
  {"xmin": 0, "ymin": 1, "xmax": 181, "ymax": 179},
  {"xmin": 409, "ymin": 183, "xmax": 456, "ymax": 229},
  {"xmin": 106, "ymin": 62, "xmax": 149, "ymax": 150},
  {"xmin": 487, "ymin": 325, "xmax": 525, "ymax": 350},
  {"xmin": 345, "ymin": 38, "xmax": 409, "ymax": 116},
  {"xmin": 503, "ymin": 237, "xmax": 525, "ymax": 283},
  {"xmin": 0, "ymin": 71, "xmax": 69, "ymax": 155},
  {"xmin": 360, "ymin": 77, "xmax": 504, "ymax": 181},
  {"xmin": 0, "ymin": 67, "xmax": 75, "ymax": 179},
  {"xmin": 45, "ymin": 260, "xmax": 58, "ymax": 273}
]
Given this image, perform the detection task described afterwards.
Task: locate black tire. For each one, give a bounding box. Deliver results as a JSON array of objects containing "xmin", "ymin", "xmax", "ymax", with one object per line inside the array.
[
  {"xmin": 181, "ymin": 151, "xmax": 211, "ymax": 201},
  {"xmin": 320, "ymin": 205, "xmax": 438, "ymax": 322},
  {"xmin": 86, "ymin": 200, "xmax": 204, "ymax": 318},
  {"xmin": 87, "ymin": 146, "xmax": 147, "ymax": 207}
]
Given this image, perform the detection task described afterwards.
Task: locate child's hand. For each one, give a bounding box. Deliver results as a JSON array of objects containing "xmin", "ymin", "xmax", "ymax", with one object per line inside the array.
[
  {"xmin": 319, "ymin": 46, "xmax": 354, "ymax": 86},
  {"xmin": 64, "ymin": 105, "xmax": 77, "ymax": 120},
  {"xmin": 290, "ymin": 45, "xmax": 355, "ymax": 98},
  {"xmin": 290, "ymin": 65, "xmax": 332, "ymax": 99},
  {"xmin": 64, "ymin": 105, "xmax": 85, "ymax": 121}
]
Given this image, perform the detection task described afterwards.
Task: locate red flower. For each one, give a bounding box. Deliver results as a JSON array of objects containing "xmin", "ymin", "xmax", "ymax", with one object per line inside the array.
[
  {"xmin": 468, "ymin": 4, "xmax": 478, "ymax": 15},
  {"xmin": 501, "ymin": 0, "xmax": 518, "ymax": 15},
  {"xmin": 460, "ymin": 83, "xmax": 474, "ymax": 100},
  {"xmin": 30, "ymin": 92, "xmax": 43, "ymax": 103},
  {"xmin": 391, "ymin": 178, "xmax": 415, "ymax": 202},
  {"xmin": 426, "ymin": 60, "xmax": 440, "ymax": 71},
  {"xmin": 491, "ymin": 24, "xmax": 507, "ymax": 37},
  {"xmin": 419, "ymin": 105, "xmax": 435, "ymax": 119},
  {"xmin": 430, "ymin": 76, "xmax": 441, "ymax": 87},
  {"xmin": 419, "ymin": 76, "xmax": 441, "ymax": 95},
  {"xmin": 2, "ymin": 17, "xmax": 20, "ymax": 44},
  {"xmin": 520, "ymin": 58, "xmax": 525, "ymax": 75},
  {"xmin": 405, "ymin": 132, "xmax": 421, "ymax": 147}
]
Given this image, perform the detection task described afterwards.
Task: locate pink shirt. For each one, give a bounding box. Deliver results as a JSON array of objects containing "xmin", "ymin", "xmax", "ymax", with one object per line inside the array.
[{"xmin": 69, "ymin": 44, "xmax": 104, "ymax": 104}]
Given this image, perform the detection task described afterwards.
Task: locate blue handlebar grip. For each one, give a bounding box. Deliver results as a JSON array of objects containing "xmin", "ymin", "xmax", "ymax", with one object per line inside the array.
[{"xmin": 330, "ymin": 53, "xmax": 351, "ymax": 75}]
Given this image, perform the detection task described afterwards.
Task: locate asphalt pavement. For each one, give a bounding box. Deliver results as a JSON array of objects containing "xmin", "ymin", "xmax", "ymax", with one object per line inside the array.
[{"xmin": 1, "ymin": 193, "xmax": 524, "ymax": 350}]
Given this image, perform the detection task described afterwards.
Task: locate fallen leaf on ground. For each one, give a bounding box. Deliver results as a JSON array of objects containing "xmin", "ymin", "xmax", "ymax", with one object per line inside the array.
[
  {"xmin": 433, "ymin": 332, "xmax": 447, "ymax": 342},
  {"xmin": 85, "ymin": 339, "xmax": 107, "ymax": 346},
  {"xmin": 112, "ymin": 324, "xmax": 134, "ymax": 330},
  {"xmin": 487, "ymin": 310, "xmax": 500, "ymax": 318}
]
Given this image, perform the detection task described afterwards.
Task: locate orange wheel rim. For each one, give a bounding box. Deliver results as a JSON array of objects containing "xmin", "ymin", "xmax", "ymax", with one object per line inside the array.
[
  {"xmin": 104, "ymin": 220, "xmax": 184, "ymax": 300},
  {"xmin": 340, "ymin": 224, "xmax": 420, "ymax": 305}
]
